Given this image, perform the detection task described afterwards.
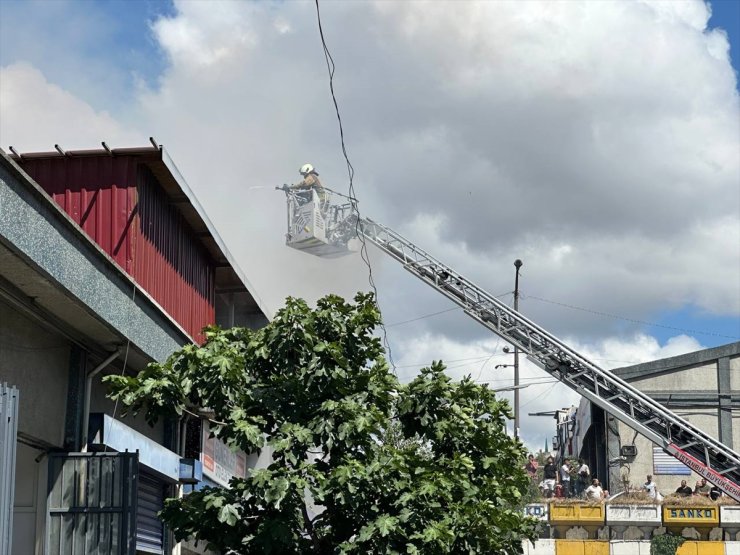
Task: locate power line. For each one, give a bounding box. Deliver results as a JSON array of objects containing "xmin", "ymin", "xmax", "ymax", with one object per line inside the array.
[
  {"xmin": 393, "ymin": 351, "xmax": 640, "ymax": 372},
  {"xmin": 521, "ymin": 381, "xmax": 561, "ymax": 409},
  {"xmin": 474, "ymin": 294, "xmax": 515, "ymax": 381},
  {"xmin": 386, "ymin": 307, "xmax": 461, "ymax": 328},
  {"xmin": 394, "ymin": 353, "xmax": 508, "ymax": 369},
  {"xmin": 314, "ymin": 0, "xmax": 396, "ymax": 372},
  {"xmin": 477, "ymin": 378, "xmax": 559, "ymax": 388},
  {"xmin": 523, "ymin": 294, "xmax": 740, "ymax": 340},
  {"xmin": 477, "ymin": 376, "xmax": 560, "ymax": 384}
]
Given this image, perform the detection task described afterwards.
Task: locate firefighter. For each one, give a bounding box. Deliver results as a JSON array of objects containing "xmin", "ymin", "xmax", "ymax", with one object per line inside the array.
[{"xmin": 290, "ymin": 163, "xmax": 326, "ymax": 206}]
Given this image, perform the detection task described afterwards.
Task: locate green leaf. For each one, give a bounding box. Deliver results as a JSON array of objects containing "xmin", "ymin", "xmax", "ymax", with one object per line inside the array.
[
  {"xmin": 375, "ymin": 515, "xmax": 398, "ymax": 537},
  {"xmin": 217, "ymin": 504, "xmax": 239, "ymax": 526},
  {"xmin": 103, "ymin": 292, "xmax": 536, "ymax": 554}
]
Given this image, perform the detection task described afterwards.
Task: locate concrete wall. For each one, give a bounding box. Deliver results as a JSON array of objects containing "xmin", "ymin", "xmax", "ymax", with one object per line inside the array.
[
  {"xmin": 630, "ymin": 361, "xmax": 718, "ymax": 392},
  {"xmin": 683, "ymin": 410, "xmax": 720, "ymax": 441},
  {"xmin": 0, "ymin": 300, "xmax": 66, "ymax": 555},
  {"xmin": 602, "ymin": 348, "xmax": 740, "ymax": 497},
  {"xmin": 731, "ymin": 355, "xmax": 740, "ymax": 450},
  {"xmin": 615, "ymin": 413, "xmax": 723, "ymax": 496},
  {"xmin": 729, "ymin": 356, "xmax": 740, "ymax": 391},
  {"xmin": 0, "ymin": 298, "xmax": 69, "ymax": 447},
  {"xmin": 614, "ymin": 421, "xmax": 654, "ymax": 491},
  {"xmin": 88, "ymin": 367, "xmax": 165, "ymax": 442}
]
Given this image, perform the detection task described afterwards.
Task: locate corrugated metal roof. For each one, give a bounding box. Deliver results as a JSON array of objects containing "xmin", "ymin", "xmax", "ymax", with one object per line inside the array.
[
  {"xmin": 9, "ymin": 142, "xmax": 270, "ymax": 321},
  {"xmin": 0, "ymin": 150, "xmax": 189, "ymax": 364}
]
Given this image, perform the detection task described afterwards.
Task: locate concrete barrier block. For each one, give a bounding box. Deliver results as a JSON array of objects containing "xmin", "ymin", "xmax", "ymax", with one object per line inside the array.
[
  {"xmin": 609, "ymin": 540, "xmax": 651, "ymax": 554},
  {"xmin": 524, "ymin": 538, "xmax": 556, "ymax": 554},
  {"xmin": 725, "ymin": 541, "xmax": 740, "ymax": 555},
  {"xmin": 606, "ymin": 505, "xmax": 662, "ymax": 527},
  {"xmin": 722, "ymin": 508, "xmax": 740, "ymax": 526}
]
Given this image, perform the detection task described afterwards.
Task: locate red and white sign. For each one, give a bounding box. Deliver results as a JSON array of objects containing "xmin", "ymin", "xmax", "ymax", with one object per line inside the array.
[
  {"xmin": 201, "ymin": 420, "xmax": 247, "ymax": 487},
  {"xmin": 665, "ymin": 443, "xmax": 740, "ymax": 502}
]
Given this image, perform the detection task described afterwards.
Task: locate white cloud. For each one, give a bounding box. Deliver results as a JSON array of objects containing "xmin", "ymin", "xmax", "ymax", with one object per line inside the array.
[
  {"xmin": 394, "ymin": 329, "xmax": 705, "ymax": 450},
  {"xmin": 567, "ymin": 333, "xmax": 705, "ymax": 370},
  {"xmin": 152, "ymin": 2, "xmax": 259, "ymax": 69},
  {"xmin": 1, "ymin": 0, "xmax": 737, "ymax": 443},
  {"xmin": 0, "ymin": 63, "xmax": 142, "ymax": 151}
]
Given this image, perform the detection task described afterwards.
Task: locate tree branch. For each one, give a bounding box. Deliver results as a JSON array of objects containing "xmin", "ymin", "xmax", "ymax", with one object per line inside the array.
[{"xmin": 301, "ymin": 498, "xmax": 321, "ymax": 551}]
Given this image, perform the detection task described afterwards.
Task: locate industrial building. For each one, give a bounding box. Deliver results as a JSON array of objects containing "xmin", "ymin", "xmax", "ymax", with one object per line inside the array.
[
  {"xmin": 0, "ymin": 143, "xmax": 268, "ymax": 555},
  {"xmin": 570, "ymin": 341, "xmax": 740, "ymax": 496}
]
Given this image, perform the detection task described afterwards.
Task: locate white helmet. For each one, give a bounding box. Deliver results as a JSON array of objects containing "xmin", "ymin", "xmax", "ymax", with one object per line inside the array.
[{"xmin": 299, "ymin": 163, "xmax": 314, "ymax": 176}]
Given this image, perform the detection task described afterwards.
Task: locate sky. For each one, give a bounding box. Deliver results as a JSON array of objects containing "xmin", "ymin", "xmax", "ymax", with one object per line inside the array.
[{"xmin": 1, "ymin": 0, "xmax": 738, "ymax": 450}]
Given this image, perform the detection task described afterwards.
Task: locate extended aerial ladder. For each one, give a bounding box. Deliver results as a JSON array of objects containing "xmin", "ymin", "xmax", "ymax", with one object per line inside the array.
[{"xmin": 278, "ymin": 186, "xmax": 740, "ymax": 501}]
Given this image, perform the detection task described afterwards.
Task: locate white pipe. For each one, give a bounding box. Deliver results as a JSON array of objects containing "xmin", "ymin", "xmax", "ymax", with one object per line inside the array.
[
  {"xmin": 81, "ymin": 349, "xmax": 121, "ymax": 452},
  {"xmin": 179, "ymin": 415, "xmax": 190, "ymax": 457}
]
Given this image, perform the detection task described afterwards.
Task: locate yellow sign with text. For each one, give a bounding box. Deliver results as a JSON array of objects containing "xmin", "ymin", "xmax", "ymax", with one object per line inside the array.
[{"xmin": 662, "ymin": 506, "xmax": 719, "ymax": 526}]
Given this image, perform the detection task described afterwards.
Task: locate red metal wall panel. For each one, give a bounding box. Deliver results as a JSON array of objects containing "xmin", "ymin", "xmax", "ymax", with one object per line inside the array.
[
  {"xmin": 20, "ymin": 156, "xmax": 138, "ymax": 273},
  {"xmin": 19, "ymin": 156, "xmax": 214, "ymax": 344},
  {"xmin": 134, "ymin": 167, "xmax": 214, "ymax": 344}
]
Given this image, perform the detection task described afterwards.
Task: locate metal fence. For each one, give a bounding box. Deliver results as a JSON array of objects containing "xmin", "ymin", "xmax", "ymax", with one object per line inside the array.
[
  {"xmin": 47, "ymin": 452, "xmax": 138, "ymax": 555},
  {"xmin": 0, "ymin": 383, "xmax": 19, "ymax": 555}
]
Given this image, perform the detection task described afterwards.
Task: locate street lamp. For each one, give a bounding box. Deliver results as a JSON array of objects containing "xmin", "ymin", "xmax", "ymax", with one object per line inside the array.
[
  {"xmin": 497, "ymin": 346, "xmax": 515, "ymax": 369},
  {"xmin": 513, "ymin": 259, "xmax": 523, "ymax": 439},
  {"xmin": 485, "ymin": 383, "xmax": 532, "ymax": 393}
]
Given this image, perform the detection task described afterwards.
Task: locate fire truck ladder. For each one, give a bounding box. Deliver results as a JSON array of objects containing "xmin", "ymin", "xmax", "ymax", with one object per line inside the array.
[{"xmin": 357, "ymin": 217, "xmax": 740, "ymax": 501}]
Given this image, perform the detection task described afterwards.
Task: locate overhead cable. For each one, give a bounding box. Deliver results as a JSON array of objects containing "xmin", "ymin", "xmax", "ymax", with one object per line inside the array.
[
  {"xmin": 314, "ymin": 0, "xmax": 396, "ymax": 372},
  {"xmin": 523, "ymin": 294, "xmax": 739, "ymax": 340}
]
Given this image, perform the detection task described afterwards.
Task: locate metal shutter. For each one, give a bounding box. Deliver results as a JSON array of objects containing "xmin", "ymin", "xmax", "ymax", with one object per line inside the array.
[{"xmin": 136, "ymin": 472, "xmax": 165, "ymax": 554}]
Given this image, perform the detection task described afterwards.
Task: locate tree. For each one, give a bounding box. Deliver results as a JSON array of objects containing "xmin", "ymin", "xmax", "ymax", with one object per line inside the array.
[{"xmin": 106, "ymin": 293, "xmax": 538, "ymax": 554}]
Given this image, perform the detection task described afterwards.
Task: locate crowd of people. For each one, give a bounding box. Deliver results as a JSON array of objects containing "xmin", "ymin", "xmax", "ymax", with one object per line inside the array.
[
  {"xmin": 641, "ymin": 474, "xmax": 722, "ymax": 501},
  {"xmin": 525, "ymin": 454, "xmax": 607, "ymax": 500},
  {"xmin": 524, "ymin": 454, "xmax": 724, "ymax": 502}
]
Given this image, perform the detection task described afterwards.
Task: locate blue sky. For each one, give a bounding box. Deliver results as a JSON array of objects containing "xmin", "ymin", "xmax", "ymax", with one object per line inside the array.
[
  {"xmin": 709, "ymin": 0, "xmax": 740, "ymax": 77},
  {"xmin": 0, "ymin": 0, "xmax": 175, "ymax": 109},
  {"xmin": 649, "ymin": 306, "xmax": 739, "ymax": 347}
]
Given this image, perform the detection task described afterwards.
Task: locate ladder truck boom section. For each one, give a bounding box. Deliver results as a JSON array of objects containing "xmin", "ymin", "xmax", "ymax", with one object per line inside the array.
[{"xmin": 279, "ymin": 186, "xmax": 740, "ymax": 501}]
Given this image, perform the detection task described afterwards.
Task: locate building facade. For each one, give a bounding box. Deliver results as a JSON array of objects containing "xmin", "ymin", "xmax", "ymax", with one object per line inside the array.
[
  {"xmin": 0, "ymin": 144, "xmax": 268, "ymax": 555},
  {"xmin": 570, "ymin": 342, "xmax": 740, "ymax": 496}
]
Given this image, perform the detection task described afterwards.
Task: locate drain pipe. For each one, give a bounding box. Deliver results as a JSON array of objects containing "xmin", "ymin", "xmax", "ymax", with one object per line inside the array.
[{"xmin": 81, "ymin": 349, "xmax": 122, "ymax": 452}]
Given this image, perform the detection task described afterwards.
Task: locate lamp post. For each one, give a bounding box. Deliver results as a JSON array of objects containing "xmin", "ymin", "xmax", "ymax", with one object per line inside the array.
[{"xmin": 514, "ymin": 259, "xmax": 523, "ymax": 439}]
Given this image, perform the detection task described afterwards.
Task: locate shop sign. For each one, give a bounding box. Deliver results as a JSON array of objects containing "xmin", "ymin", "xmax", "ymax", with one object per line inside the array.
[
  {"xmin": 663, "ymin": 505, "xmax": 718, "ymax": 526},
  {"xmin": 668, "ymin": 509, "xmax": 714, "ymax": 519},
  {"xmin": 524, "ymin": 503, "xmax": 548, "ymax": 521},
  {"xmin": 201, "ymin": 420, "xmax": 247, "ymax": 487}
]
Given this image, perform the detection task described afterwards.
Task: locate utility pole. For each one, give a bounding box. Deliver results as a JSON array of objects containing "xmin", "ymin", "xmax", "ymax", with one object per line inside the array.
[{"xmin": 514, "ymin": 259, "xmax": 523, "ymax": 439}]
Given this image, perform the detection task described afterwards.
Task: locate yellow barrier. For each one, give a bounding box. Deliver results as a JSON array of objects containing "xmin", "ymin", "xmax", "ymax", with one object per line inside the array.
[
  {"xmin": 675, "ymin": 541, "xmax": 724, "ymax": 555},
  {"xmin": 550, "ymin": 504, "xmax": 606, "ymax": 525}
]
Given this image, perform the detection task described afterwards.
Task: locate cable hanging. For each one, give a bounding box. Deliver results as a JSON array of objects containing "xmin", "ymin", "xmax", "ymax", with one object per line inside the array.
[
  {"xmin": 314, "ymin": 0, "xmax": 396, "ymax": 372},
  {"xmin": 523, "ymin": 293, "xmax": 740, "ymax": 340}
]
